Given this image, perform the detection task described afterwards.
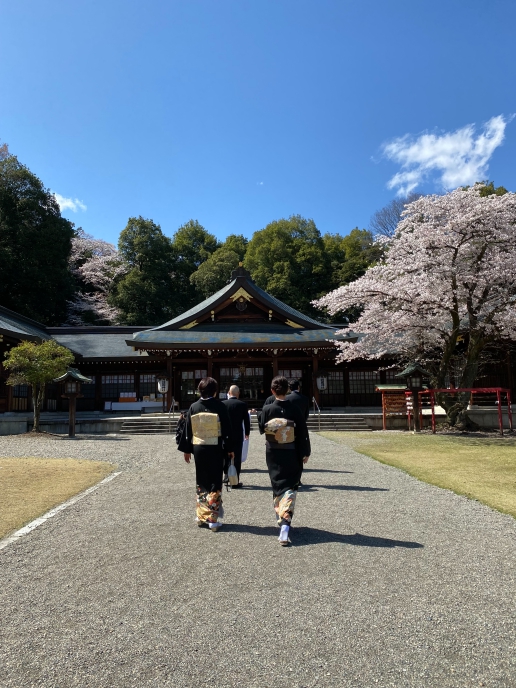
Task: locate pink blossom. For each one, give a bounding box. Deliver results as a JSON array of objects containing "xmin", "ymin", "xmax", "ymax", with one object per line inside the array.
[{"xmin": 314, "ymin": 184, "xmax": 516, "ymax": 385}]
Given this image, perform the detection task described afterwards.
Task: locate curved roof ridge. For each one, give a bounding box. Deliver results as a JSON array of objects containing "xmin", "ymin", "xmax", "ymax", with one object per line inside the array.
[
  {"xmin": 149, "ymin": 279, "xmax": 238, "ymax": 330},
  {"xmin": 146, "ymin": 270, "xmax": 339, "ymax": 332},
  {"xmin": 250, "ymin": 282, "xmax": 334, "ymax": 329}
]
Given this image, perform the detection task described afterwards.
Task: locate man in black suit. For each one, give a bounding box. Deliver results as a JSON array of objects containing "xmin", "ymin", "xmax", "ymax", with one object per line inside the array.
[
  {"xmin": 285, "ymin": 379, "xmax": 310, "ymax": 420},
  {"xmin": 223, "ymin": 385, "xmax": 251, "ymax": 488}
]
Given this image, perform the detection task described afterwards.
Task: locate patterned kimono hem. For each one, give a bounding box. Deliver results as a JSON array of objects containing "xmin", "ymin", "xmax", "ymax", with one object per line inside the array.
[
  {"xmin": 273, "ymin": 489, "xmax": 297, "ymax": 526},
  {"xmin": 196, "ymin": 486, "xmax": 223, "ymax": 523}
]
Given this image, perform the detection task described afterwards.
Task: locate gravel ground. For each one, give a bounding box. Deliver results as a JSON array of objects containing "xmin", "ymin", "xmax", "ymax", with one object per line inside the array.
[{"xmin": 0, "ymin": 431, "xmax": 515, "ymax": 688}]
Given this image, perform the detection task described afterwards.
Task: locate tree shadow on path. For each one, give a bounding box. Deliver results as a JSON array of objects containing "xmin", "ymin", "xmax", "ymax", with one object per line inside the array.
[{"xmin": 221, "ymin": 523, "xmax": 423, "ymax": 549}]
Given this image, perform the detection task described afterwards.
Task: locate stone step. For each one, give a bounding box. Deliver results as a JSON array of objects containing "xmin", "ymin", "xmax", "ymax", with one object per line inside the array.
[{"xmin": 120, "ymin": 413, "xmax": 373, "ymax": 435}]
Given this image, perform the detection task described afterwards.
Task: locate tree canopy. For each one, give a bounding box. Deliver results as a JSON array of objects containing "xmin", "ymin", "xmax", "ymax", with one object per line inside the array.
[
  {"xmin": 66, "ymin": 229, "xmax": 124, "ymax": 325},
  {"xmin": 315, "ymin": 184, "xmax": 516, "ymax": 426},
  {"xmin": 190, "ymin": 248, "xmax": 240, "ymax": 298},
  {"xmin": 244, "ymin": 215, "xmax": 329, "ymax": 317},
  {"xmin": 110, "ymin": 217, "xmax": 176, "ymax": 325},
  {"xmin": 222, "ymin": 234, "xmax": 248, "ymax": 260},
  {"xmin": 0, "ymin": 154, "xmax": 75, "ymax": 324},
  {"xmin": 369, "ymin": 193, "xmax": 422, "ymax": 238},
  {"xmin": 171, "ymin": 219, "xmax": 220, "ymax": 310}
]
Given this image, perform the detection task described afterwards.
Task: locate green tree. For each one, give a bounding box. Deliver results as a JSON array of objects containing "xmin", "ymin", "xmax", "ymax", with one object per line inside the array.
[
  {"xmin": 325, "ymin": 229, "xmax": 383, "ymax": 288},
  {"xmin": 477, "ymin": 181, "xmax": 508, "ymax": 197},
  {"xmin": 110, "ymin": 217, "xmax": 176, "ymax": 324},
  {"xmin": 4, "ymin": 340, "xmax": 74, "ymax": 432},
  {"xmin": 0, "ymin": 154, "xmax": 75, "ymax": 324},
  {"xmin": 171, "ymin": 220, "xmax": 220, "ymax": 308},
  {"xmin": 190, "ymin": 248, "xmax": 240, "ymax": 297},
  {"xmin": 244, "ymin": 215, "xmax": 328, "ymax": 316},
  {"xmin": 222, "ymin": 234, "xmax": 248, "ymax": 261}
]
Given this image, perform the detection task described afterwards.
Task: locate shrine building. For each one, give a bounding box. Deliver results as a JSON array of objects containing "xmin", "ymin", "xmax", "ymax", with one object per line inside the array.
[{"xmin": 0, "ymin": 265, "xmax": 513, "ymax": 414}]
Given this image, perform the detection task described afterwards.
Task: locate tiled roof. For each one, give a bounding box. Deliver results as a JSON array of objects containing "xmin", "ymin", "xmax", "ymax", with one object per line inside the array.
[
  {"xmin": 51, "ymin": 333, "xmax": 143, "ymax": 358},
  {"xmin": 149, "ymin": 267, "xmax": 337, "ymax": 332},
  {"xmin": 131, "ymin": 328, "xmax": 352, "ymax": 347},
  {"xmin": 54, "ymin": 367, "xmax": 94, "ymax": 383},
  {"xmin": 0, "ymin": 305, "xmax": 50, "ymax": 341}
]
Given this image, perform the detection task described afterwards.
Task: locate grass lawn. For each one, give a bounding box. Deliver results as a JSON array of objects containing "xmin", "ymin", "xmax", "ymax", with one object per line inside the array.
[
  {"xmin": 319, "ymin": 431, "xmax": 516, "ymax": 519},
  {"xmin": 0, "ymin": 457, "xmax": 116, "ymax": 539}
]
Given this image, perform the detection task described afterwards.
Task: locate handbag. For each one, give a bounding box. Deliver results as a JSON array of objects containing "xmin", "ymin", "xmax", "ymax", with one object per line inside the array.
[{"xmin": 228, "ymin": 458, "xmax": 239, "ymax": 486}]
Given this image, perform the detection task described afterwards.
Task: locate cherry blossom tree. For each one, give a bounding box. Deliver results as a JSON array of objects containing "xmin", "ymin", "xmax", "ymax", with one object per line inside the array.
[
  {"xmin": 66, "ymin": 229, "xmax": 126, "ymax": 324},
  {"xmin": 315, "ymin": 184, "xmax": 516, "ymax": 427}
]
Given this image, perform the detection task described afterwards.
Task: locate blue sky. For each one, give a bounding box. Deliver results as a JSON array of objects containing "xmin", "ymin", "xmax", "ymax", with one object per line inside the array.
[{"xmin": 1, "ymin": 0, "xmax": 515, "ymax": 245}]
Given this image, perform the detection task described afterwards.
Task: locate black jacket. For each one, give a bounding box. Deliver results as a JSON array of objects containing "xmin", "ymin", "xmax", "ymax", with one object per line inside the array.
[
  {"xmin": 285, "ymin": 390, "xmax": 310, "ymax": 420},
  {"xmin": 177, "ymin": 396, "xmax": 234, "ymax": 455},
  {"xmin": 258, "ymin": 399, "xmax": 311, "ymax": 458},
  {"xmin": 223, "ymin": 396, "xmax": 251, "ymax": 444}
]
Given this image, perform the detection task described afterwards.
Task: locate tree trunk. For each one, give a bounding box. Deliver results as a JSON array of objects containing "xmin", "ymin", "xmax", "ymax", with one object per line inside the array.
[
  {"xmin": 438, "ymin": 336, "xmax": 485, "ymax": 430},
  {"xmin": 31, "ymin": 384, "xmax": 46, "ymax": 433}
]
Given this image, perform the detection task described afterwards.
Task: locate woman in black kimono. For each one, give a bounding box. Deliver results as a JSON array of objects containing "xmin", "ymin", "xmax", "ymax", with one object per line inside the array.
[
  {"xmin": 178, "ymin": 377, "xmax": 234, "ymax": 531},
  {"xmin": 259, "ymin": 376, "xmax": 311, "ymax": 546}
]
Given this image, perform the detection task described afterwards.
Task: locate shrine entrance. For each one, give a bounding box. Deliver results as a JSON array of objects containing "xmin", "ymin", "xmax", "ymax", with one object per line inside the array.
[{"xmin": 218, "ymin": 365, "xmax": 267, "ymax": 402}]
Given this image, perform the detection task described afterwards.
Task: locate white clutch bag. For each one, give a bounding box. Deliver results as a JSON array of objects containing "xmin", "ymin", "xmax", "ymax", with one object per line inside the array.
[{"xmin": 228, "ymin": 459, "xmax": 239, "ymax": 486}]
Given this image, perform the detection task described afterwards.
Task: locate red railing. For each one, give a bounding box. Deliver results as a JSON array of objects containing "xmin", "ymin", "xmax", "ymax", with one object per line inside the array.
[{"xmin": 419, "ymin": 388, "xmax": 513, "ymax": 435}]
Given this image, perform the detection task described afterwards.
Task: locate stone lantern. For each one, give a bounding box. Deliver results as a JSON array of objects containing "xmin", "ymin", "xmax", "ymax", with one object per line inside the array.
[
  {"xmin": 155, "ymin": 374, "xmax": 169, "ymax": 413},
  {"xmin": 54, "ymin": 368, "xmax": 92, "ymax": 438},
  {"xmin": 395, "ymin": 363, "xmax": 429, "ymax": 432}
]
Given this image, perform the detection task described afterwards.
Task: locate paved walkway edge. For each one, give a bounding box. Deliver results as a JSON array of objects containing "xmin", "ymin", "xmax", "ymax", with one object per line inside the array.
[{"xmin": 0, "ymin": 471, "xmax": 122, "ymax": 552}]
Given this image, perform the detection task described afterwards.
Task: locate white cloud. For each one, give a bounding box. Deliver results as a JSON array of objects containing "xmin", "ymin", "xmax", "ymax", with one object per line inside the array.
[
  {"xmin": 257, "ymin": 181, "xmax": 264, "ymax": 186},
  {"xmin": 54, "ymin": 193, "xmax": 87, "ymax": 212},
  {"xmin": 382, "ymin": 115, "xmax": 511, "ymax": 195}
]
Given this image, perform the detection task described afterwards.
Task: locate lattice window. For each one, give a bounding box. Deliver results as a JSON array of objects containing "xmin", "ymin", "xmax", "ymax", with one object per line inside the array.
[
  {"xmin": 101, "ymin": 374, "xmax": 135, "ymax": 399},
  {"xmin": 278, "ymin": 369, "xmax": 302, "ymax": 379},
  {"xmin": 327, "ymin": 371, "xmax": 345, "ymax": 394},
  {"xmin": 140, "ymin": 374, "xmax": 157, "ymax": 397},
  {"xmin": 349, "ymin": 370, "xmax": 380, "ymax": 395},
  {"xmin": 245, "ymin": 367, "xmax": 264, "ymax": 376},
  {"xmin": 385, "ymin": 369, "xmax": 399, "ymax": 383},
  {"xmin": 81, "ymin": 376, "xmax": 96, "ymax": 399},
  {"xmin": 220, "ymin": 368, "xmax": 240, "ymax": 378}
]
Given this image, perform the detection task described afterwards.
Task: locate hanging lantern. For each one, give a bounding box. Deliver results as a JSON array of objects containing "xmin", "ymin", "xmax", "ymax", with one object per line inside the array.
[{"xmin": 316, "ymin": 374, "xmax": 328, "ymax": 391}]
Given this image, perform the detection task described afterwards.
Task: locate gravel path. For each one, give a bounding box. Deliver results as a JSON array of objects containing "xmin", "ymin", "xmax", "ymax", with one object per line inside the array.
[{"xmin": 0, "ymin": 431, "xmax": 515, "ymax": 688}]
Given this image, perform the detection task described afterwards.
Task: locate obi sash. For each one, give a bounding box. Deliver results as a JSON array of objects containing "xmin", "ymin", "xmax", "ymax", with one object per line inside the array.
[
  {"xmin": 264, "ymin": 417, "xmax": 296, "ymax": 446},
  {"xmin": 191, "ymin": 412, "xmax": 221, "ymax": 445}
]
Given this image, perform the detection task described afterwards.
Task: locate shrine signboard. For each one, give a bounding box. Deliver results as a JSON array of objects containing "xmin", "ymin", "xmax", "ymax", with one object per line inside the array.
[{"xmin": 376, "ymin": 384, "xmax": 408, "ymax": 430}]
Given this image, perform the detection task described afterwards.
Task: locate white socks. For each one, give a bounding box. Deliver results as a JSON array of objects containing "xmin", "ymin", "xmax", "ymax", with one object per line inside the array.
[{"xmin": 279, "ymin": 524, "xmax": 290, "ymax": 542}]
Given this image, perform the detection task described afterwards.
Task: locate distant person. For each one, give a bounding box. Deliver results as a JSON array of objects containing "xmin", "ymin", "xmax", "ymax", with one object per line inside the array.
[
  {"xmin": 223, "ymin": 385, "xmax": 250, "ymax": 488},
  {"xmin": 259, "ymin": 376, "xmax": 310, "ymax": 546},
  {"xmin": 178, "ymin": 377, "xmax": 234, "ymax": 532},
  {"xmin": 285, "ymin": 379, "xmax": 310, "ymax": 420}
]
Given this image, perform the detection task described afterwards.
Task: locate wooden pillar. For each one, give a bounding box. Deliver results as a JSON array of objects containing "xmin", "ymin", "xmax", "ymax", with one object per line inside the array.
[
  {"xmin": 207, "ymin": 355, "xmax": 213, "ymax": 377},
  {"xmin": 312, "ymin": 352, "xmax": 319, "ymax": 405},
  {"xmin": 166, "ymin": 356, "xmax": 172, "ymax": 410},
  {"xmin": 272, "ymin": 350, "xmax": 278, "ymax": 377},
  {"xmin": 95, "ymin": 374, "xmax": 102, "ymax": 412},
  {"xmin": 6, "ymin": 382, "xmax": 13, "ymax": 412}
]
